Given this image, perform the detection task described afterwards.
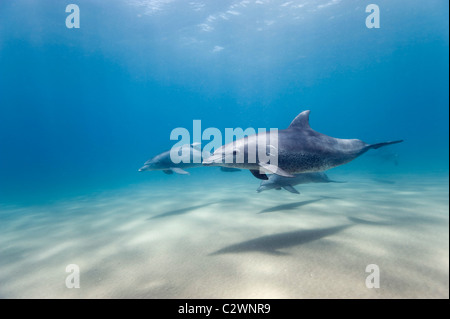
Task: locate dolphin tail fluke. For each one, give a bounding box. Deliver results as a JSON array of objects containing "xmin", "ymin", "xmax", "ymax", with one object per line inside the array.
[{"xmin": 368, "ymin": 140, "xmax": 404, "ymax": 150}]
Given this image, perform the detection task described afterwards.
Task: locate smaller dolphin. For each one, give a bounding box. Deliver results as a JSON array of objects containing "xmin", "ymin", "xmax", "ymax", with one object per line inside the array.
[
  {"xmin": 139, "ymin": 143, "xmax": 241, "ymax": 175},
  {"xmin": 139, "ymin": 143, "xmax": 202, "ymax": 175},
  {"xmin": 257, "ymin": 172, "xmax": 344, "ymax": 194}
]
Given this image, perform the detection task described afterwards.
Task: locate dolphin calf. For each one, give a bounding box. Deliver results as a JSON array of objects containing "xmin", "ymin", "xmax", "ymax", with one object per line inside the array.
[
  {"xmin": 257, "ymin": 172, "xmax": 345, "ymax": 194},
  {"xmin": 203, "ymin": 110, "xmax": 403, "ymax": 180},
  {"xmin": 139, "ymin": 143, "xmax": 203, "ymax": 175},
  {"xmin": 139, "ymin": 143, "xmax": 241, "ymax": 175}
]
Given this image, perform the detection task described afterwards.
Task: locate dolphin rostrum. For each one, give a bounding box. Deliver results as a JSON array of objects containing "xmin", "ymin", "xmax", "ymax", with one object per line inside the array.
[
  {"xmin": 257, "ymin": 172, "xmax": 345, "ymax": 194},
  {"xmin": 202, "ymin": 110, "xmax": 403, "ymax": 180}
]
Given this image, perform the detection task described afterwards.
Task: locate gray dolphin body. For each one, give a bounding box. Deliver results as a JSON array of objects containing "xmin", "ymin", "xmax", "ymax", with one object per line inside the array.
[
  {"xmin": 203, "ymin": 110, "xmax": 403, "ymax": 180},
  {"xmin": 257, "ymin": 172, "xmax": 344, "ymax": 194},
  {"xmin": 139, "ymin": 144, "xmax": 203, "ymax": 175}
]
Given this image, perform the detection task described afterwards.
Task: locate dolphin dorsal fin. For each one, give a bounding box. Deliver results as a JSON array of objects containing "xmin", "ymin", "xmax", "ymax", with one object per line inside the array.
[{"xmin": 288, "ymin": 110, "xmax": 311, "ymax": 130}]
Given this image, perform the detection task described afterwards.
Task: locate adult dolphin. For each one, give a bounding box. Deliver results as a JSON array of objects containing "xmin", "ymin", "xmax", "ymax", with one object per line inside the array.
[
  {"xmin": 203, "ymin": 110, "xmax": 403, "ymax": 180},
  {"xmin": 257, "ymin": 172, "xmax": 345, "ymax": 194}
]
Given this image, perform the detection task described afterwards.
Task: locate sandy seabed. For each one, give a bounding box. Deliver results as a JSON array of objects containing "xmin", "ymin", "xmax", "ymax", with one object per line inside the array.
[{"xmin": 0, "ymin": 173, "xmax": 448, "ymax": 299}]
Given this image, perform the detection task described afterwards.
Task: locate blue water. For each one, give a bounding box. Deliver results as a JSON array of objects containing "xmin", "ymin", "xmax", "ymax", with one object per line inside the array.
[
  {"xmin": 0, "ymin": 0, "xmax": 448, "ymax": 204},
  {"xmin": 0, "ymin": 1, "xmax": 449, "ymax": 299}
]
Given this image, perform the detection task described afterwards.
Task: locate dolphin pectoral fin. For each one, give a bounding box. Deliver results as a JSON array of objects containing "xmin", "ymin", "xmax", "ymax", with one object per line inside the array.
[
  {"xmin": 170, "ymin": 167, "xmax": 190, "ymax": 175},
  {"xmin": 163, "ymin": 170, "xmax": 173, "ymax": 175},
  {"xmin": 282, "ymin": 185, "xmax": 300, "ymax": 194},
  {"xmin": 259, "ymin": 163, "xmax": 294, "ymax": 178},
  {"xmin": 250, "ymin": 170, "xmax": 268, "ymax": 180}
]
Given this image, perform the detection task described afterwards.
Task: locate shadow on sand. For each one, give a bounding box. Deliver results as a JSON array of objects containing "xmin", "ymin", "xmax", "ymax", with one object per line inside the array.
[
  {"xmin": 347, "ymin": 216, "xmax": 393, "ymax": 226},
  {"xmin": 148, "ymin": 202, "xmax": 216, "ymax": 219},
  {"xmin": 210, "ymin": 224, "xmax": 352, "ymax": 256},
  {"xmin": 258, "ymin": 196, "xmax": 339, "ymax": 214}
]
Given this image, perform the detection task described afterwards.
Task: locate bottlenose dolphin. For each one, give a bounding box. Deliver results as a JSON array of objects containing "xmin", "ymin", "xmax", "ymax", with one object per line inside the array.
[
  {"xmin": 203, "ymin": 110, "xmax": 403, "ymax": 180},
  {"xmin": 139, "ymin": 143, "xmax": 202, "ymax": 175},
  {"xmin": 139, "ymin": 143, "xmax": 241, "ymax": 175},
  {"xmin": 257, "ymin": 172, "xmax": 345, "ymax": 194}
]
